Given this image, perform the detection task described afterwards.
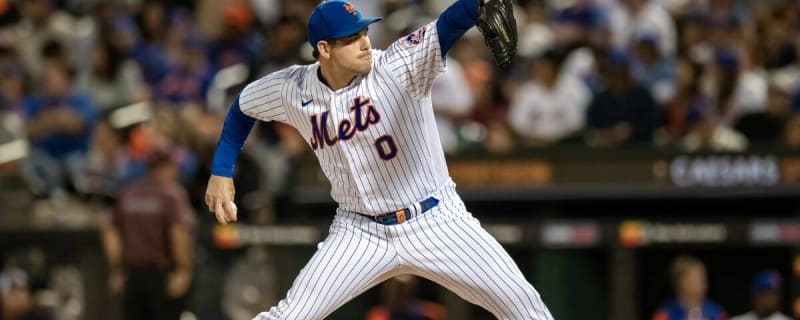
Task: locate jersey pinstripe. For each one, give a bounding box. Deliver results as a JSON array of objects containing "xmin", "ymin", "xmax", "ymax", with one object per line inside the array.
[
  {"xmin": 240, "ymin": 21, "xmax": 448, "ymax": 215},
  {"xmin": 239, "ymin": 19, "xmax": 554, "ymax": 320},
  {"xmin": 253, "ymin": 183, "xmax": 554, "ymax": 320}
]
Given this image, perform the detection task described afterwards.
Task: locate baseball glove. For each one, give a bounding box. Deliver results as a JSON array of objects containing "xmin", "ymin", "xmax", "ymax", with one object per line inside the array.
[{"xmin": 476, "ymin": 0, "xmax": 518, "ymax": 69}]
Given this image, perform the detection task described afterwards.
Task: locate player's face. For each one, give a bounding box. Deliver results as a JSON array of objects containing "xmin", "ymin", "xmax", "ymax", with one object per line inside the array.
[{"xmin": 330, "ymin": 28, "xmax": 372, "ymax": 75}]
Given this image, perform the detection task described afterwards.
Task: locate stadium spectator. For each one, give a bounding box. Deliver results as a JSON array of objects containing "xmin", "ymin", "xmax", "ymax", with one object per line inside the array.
[
  {"xmin": 612, "ymin": 0, "xmax": 677, "ymax": 57},
  {"xmin": 14, "ymin": 0, "xmax": 76, "ymax": 79},
  {"xmin": 552, "ymin": 3, "xmax": 608, "ymax": 91},
  {"xmin": 129, "ymin": 1, "xmax": 170, "ymax": 86},
  {"xmin": 0, "ymin": 268, "xmax": 53, "ymax": 320},
  {"xmin": 101, "ymin": 148, "xmax": 195, "ymax": 320},
  {"xmin": 22, "ymin": 62, "xmax": 97, "ymax": 196},
  {"xmin": 551, "ymin": 3, "xmax": 607, "ymax": 50},
  {"xmin": 734, "ymin": 78, "xmax": 792, "ymax": 143},
  {"xmin": 152, "ymin": 35, "xmax": 210, "ymax": 108},
  {"xmin": 207, "ymin": 2, "xmax": 262, "ymax": 72},
  {"xmin": 84, "ymin": 121, "xmax": 141, "ymax": 198},
  {"xmin": 730, "ymin": 270, "xmax": 791, "ymax": 320},
  {"xmin": 585, "ymin": 49, "xmax": 658, "ymax": 147},
  {"xmin": 652, "ymin": 255, "xmax": 727, "ymax": 320},
  {"xmin": 657, "ymin": 58, "xmax": 707, "ymax": 145},
  {"xmin": 75, "ymin": 38, "xmax": 148, "ymax": 113},
  {"xmin": 631, "ymin": 33, "xmax": 675, "ymax": 105},
  {"xmin": 677, "ymin": 11, "xmax": 714, "ymax": 64},
  {"xmin": 509, "ymin": 48, "xmax": 589, "ymax": 146},
  {"xmin": 711, "ymin": 49, "xmax": 767, "ymax": 126}
]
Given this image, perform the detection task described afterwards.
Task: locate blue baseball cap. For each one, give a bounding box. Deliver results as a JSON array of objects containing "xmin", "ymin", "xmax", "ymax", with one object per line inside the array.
[
  {"xmin": 307, "ymin": 0, "xmax": 382, "ymax": 51},
  {"xmin": 752, "ymin": 270, "xmax": 782, "ymax": 294},
  {"xmin": 553, "ymin": 5, "xmax": 606, "ymax": 29}
]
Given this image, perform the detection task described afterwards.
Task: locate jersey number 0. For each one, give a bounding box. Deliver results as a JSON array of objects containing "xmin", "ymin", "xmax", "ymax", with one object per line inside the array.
[{"xmin": 374, "ymin": 135, "xmax": 398, "ymax": 160}]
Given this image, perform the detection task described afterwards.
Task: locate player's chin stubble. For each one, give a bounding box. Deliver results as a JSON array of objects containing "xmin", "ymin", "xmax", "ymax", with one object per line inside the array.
[
  {"xmin": 352, "ymin": 52, "xmax": 372, "ymax": 74},
  {"xmin": 351, "ymin": 61, "xmax": 372, "ymax": 75}
]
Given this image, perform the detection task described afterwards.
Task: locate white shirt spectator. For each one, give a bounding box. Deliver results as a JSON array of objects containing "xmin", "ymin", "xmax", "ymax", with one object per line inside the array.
[
  {"xmin": 717, "ymin": 69, "xmax": 768, "ymax": 125},
  {"xmin": 734, "ymin": 70, "xmax": 768, "ymax": 114},
  {"xmin": 508, "ymin": 74, "xmax": 590, "ymax": 142}
]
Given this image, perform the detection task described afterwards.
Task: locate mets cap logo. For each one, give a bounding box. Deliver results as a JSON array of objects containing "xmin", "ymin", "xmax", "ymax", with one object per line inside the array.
[
  {"xmin": 343, "ymin": 3, "xmax": 357, "ymax": 15},
  {"xmin": 401, "ymin": 26, "xmax": 427, "ymax": 48}
]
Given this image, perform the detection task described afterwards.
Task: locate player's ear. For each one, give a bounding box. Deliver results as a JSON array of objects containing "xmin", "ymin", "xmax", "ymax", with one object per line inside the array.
[{"xmin": 317, "ymin": 40, "xmax": 332, "ymax": 59}]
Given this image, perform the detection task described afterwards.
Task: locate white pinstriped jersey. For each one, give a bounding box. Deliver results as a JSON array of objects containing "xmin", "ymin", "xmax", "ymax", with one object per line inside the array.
[{"xmin": 239, "ymin": 21, "xmax": 449, "ymax": 215}]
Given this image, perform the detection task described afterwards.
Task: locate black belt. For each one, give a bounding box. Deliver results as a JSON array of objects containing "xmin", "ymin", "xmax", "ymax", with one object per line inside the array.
[{"xmin": 357, "ymin": 197, "xmax": 439, "ymax": 225}]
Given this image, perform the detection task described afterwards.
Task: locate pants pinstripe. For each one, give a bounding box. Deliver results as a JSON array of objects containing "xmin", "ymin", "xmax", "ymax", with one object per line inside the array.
[{"xmin": 253, "ymin": 184, "xmax": 553, "ymax": 320}]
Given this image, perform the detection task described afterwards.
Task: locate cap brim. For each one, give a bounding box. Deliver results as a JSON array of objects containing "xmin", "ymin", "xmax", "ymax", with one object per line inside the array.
[{"xmin": 328, "ymin": 16, "xmax": 382, "ymax": 40}]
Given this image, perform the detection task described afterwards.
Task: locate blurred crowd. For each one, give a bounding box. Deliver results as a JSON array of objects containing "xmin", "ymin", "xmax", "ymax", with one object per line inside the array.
[
  {"xmin": 480, "ymin": 0, "xmax": 800, "ymax": 153},
  {"xmin": 651, "ymin": 256, "xmax": 790, "ymax": 320},
  {"xmin": 442, "ymin": 0, "xmax": 800, "ymax": 153},
  {"xmin": 0, "ymin": 0, "xmax": 799, "ymax": 318},
  {"xmin": 0, "ymin": 0, "xmax": 800, "ymax": 218}
]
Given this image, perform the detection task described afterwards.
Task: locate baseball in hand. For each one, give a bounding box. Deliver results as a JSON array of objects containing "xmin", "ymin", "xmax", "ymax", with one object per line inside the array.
[{"xmin": 230, "ymin": 201, "xmax": 237, "ymax": 212}]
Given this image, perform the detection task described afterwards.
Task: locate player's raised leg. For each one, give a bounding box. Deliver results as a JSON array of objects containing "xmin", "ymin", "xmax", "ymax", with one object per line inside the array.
[
  {"xmin": 396, "ymin": 195, "xmax": 554, "ymax": 320},
  {"xmin": 252, "ymin": 212, "xmax": 401, "ymax": 320}
]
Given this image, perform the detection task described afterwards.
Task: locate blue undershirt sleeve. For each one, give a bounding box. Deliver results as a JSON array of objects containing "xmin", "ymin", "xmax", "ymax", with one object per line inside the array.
[
  {"xmin": 436, "ymin": 0, "xmax": 479, "ymax": 58},
  {"xmin": 210, "ymin": 95, "xmax": 256, "ymax": 177}
]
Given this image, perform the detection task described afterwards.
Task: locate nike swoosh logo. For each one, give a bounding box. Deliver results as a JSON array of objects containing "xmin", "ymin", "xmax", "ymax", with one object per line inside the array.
[{"xmin": 301, "ymin": 99, "xmax": 313, "ymax": 106}]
